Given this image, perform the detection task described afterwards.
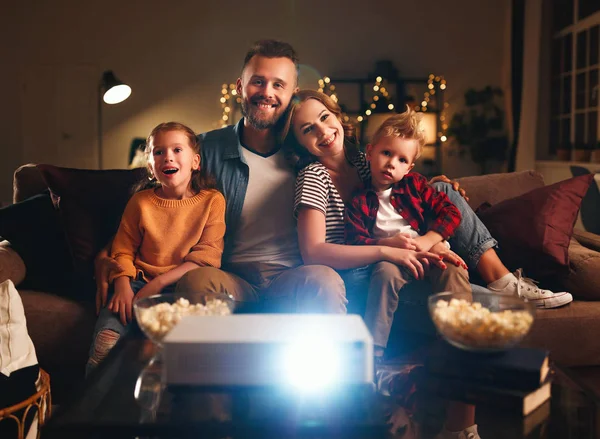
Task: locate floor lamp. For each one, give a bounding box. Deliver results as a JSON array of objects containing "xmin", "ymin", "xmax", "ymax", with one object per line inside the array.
[{"xmin": 98, "ymin": 70, "xmax": 131, "ymax": 169}]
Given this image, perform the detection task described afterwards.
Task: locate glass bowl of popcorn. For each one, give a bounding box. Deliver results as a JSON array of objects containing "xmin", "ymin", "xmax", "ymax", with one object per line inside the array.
[
  {"xmin": 133, "ymin": 293, "xmax": 235, "ymax": 345},
  {"xmin": 428, "ymin": 291, "xmax": 536, "ymax": 352}
]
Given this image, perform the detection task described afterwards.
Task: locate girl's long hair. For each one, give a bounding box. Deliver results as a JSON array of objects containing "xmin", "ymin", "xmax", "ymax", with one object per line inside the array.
[
  {"xmin": 132, "ymin": 122, "xmax": 216, "ymax": 194},
  {"xmin": 278, "ymin": 90, "xmax": 360, "ymax": 172}
]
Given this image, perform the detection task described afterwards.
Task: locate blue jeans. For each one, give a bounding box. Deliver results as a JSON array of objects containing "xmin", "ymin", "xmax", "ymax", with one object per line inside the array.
[
  {"xmin": 432, "ymin": 181, "xmax": 498, "ymax": 268},
  {"xmin": 87, "ymin": 278, "xmax": 175, "ymax": 375}
]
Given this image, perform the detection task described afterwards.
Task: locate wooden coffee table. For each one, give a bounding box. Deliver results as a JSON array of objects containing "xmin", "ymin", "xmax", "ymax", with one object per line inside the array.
[{"xmin": 43, "ymin": 328, "xmax": 600, "ymax": 438}]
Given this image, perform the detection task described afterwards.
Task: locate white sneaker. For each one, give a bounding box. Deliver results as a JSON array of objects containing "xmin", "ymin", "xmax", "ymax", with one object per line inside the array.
[
  {"xmin": 488, "ymin": 269, "xmax": 573, "ymax": 309},
  {"xmin": 435, "ymin": 424, "xmax": 480, "ymax": 439}
]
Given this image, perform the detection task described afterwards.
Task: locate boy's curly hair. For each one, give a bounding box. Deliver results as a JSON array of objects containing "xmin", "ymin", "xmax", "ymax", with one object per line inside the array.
[{"xmin": 371, "ymin": 106, "xmax": 427, "ymax": 160}]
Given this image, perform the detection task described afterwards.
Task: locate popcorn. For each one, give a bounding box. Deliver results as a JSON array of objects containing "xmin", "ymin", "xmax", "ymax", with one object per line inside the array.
[
  {"xmin": 137, "ymin": 297, "xmax": 232, "ymax": 341},
  {"xmin": 431, "ymin": 298, "xmax": 533, "ymax": 349}
]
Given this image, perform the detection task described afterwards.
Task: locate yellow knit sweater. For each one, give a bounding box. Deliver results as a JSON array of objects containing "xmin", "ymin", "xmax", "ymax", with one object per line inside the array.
[{"xmin": 110, "ymin": 188, "xmax": 226, "ymax": 282}]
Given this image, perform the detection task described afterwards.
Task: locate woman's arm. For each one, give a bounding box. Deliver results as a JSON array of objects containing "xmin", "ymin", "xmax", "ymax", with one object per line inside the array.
[{"xmin": 298, "ymin": 207, "xmax": 440, "ymax": 279}]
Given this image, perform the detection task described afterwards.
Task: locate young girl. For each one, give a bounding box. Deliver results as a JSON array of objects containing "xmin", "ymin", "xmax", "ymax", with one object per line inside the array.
[{"xmin": 87, "ymin": 122, "xmax": 226, "ymax": 372}]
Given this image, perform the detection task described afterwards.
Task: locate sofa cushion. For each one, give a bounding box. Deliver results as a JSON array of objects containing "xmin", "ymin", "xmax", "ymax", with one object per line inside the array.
[
  {"xmin": 456, "ymin": 170, "xmax": 546, "ymax": 213},
  {"xmin": 0, "ymin": 192, "xmax": 73, "ymax": 292},
  {"xmin": 564, "ymin": 238, "xmax": 600, "ymax": 300},
  {"xmin": 476, "ymin": 174, "xmax": 594, "ymax": 282},
  {"xmin": 36, "ymin": 165, "xmax": 145, "ymax": 295},
  {"xmin": 20, "ymin": 289, "xmax": 96, "ymax": 402},
  {"xmin": 12, "ymin": 164, "xmax": 48, "ymax": 204},
  {"xmin": 0, "ymin": 280, "xmax": 40, "ymax": 437},
  {"xmin": 0, "ymin": 240, "xmax": 26, "ymax": 286},
  {"xmin": 0, "ymin": 280, "xmax": 38, "ymax": 377},
  {"xmin": 522, "ymin": 301, "xmax": 600, "ymax": 367}
]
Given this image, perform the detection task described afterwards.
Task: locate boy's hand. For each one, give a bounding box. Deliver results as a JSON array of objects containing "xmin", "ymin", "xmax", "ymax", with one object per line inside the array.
[
  {"xmin": 134, "ymin": 279, "xmax": 163, "ymax": 303},
  {"xmin": 378, "ymin": 233, "xmax": 417, "ymax": 250},
  {"xmin": 108, "ymin": 278, "xmax": 134, "ymax": 325},
  {"xmin": 413, "ymin": 232, "xmax": 444, "ymax": 252},
  {"xmin": 428, "ymin": 175, "xmax": 469, "ymax": 201},
  {"xmin": 413, "ymin": 235, "xmax": 435, "ymax": 252},
  {"xmin": 95, "ymin": 249, "xmax": 124, "ymax": 315},
  {"xmin": 429, "ymin": 241, "xmax": 468, "ymax": 270}
]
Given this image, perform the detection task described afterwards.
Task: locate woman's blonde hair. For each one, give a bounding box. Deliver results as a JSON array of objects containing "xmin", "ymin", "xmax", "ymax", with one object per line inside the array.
[
  {"xmin": 279, "ymin": 89, "xmax": 360, "ymax": 171},
  {"xmin": 371, "ymin": 106, "xmax": 426, "ymax": 161}
]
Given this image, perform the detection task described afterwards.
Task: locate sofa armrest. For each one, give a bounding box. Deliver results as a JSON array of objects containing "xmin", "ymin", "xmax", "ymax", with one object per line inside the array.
[
  {"xmin": 0, "ymin": 240, "xmax": 26, "ymax": 286},
  {"xmin": 573, "ymin": 228, "xmax": 600, "ymax": 252}
]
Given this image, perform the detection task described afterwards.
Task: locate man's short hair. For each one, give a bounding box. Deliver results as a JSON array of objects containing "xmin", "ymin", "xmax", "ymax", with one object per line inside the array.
[
  {"xmin": 242, "ymin": 39, "xmax": 299, "ymax": 74},
  {"xmin": 371, "ymin": 106, "xmax": 427, "ymax": 161}
]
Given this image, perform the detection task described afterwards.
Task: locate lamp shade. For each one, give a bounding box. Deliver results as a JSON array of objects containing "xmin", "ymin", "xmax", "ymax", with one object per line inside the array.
[
  {"xmin": 420, "ymin": 112, "xmax": 438, "ymax": 145},
  {"xmin": 101, "ymin": 70, "xmax": 131, "ymax": 104}
]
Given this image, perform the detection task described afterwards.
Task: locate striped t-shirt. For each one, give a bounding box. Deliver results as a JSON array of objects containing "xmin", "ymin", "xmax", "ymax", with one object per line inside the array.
[{"xmin": 294, "ymin": 153, "xmax": 371, "ymax": 244}]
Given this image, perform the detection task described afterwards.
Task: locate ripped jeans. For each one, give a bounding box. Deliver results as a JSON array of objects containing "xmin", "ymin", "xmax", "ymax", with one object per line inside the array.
[{"xmin": 86, "ymin": 278, "xmax": 175, "ymax": 376}]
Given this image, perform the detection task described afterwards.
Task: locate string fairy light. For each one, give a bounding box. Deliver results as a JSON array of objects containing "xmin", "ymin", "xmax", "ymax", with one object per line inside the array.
[
  {"xmin": 418, "ymin": 74, "xmax": 449, "ymax": 143},
  {"xmin": 218, "ymin": 83, "xmax": 239, "ymax": 128},
  {"xmin": 214, "ymin": 73, "xmax": 448, "ymax": 143}
]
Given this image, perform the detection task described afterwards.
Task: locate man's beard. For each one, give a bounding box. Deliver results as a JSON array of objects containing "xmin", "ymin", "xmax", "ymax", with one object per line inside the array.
[{"xmin": 240, "ymin": 98, "xmax": 282, "ymax": 130}]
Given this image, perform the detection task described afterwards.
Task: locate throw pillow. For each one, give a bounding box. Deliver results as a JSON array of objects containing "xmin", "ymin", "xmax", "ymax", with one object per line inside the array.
[
  {"xmin": 0, "ymin": 279, "xmax": 40, "ymax": 437},
  {"xmin": 476, "ymin": 173, "xmax": 594, "ymax": 282},
  {"xmin": 36, "ymin": 165, "xmax": 146, "ymax": 284},
  {"xmin": 0, "ymin": 191, "xmax": 73, "ymax": 293}
]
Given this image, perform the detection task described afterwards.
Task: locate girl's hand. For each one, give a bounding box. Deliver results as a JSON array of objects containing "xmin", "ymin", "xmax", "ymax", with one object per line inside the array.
[
  {"xmin": 385, "ymin": 248, "xmax": 444, "ymax": 280},
  {"xmin": 108, "ymin": 278, "xmax": 134, "ymax": 325},
  {"xmin": 430, "ymin": 242, "xmax": 468, "ymax": 270},
  {"xmin": 94, "ymin": 248, "xmax": 124, "ymax": 315}
]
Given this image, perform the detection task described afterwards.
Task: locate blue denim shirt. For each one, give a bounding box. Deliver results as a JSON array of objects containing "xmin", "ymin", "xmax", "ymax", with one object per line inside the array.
[{"xmin": 199, "ymin": 120, "xmax": 249, "ymax": 263}]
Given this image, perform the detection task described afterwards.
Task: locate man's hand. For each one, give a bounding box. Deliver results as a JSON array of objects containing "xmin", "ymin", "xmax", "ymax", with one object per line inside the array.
[
  {"xmin": 428, "ymin": 175, "xmax": 469, "ymax": 201},
  {"xmin": 108, "ymin": 277, "xmax": 134, "ymax": 325},
  {"xmin": 134, "ymin": 279, "xmax": 164, "ymax": 303},
  {"xmin": 429, "ymin": 241, "xmax": 468, "ymax": 270},
  {"xmin": 94, "ymin": 248, "xmax": 124, "ymax": 315}
]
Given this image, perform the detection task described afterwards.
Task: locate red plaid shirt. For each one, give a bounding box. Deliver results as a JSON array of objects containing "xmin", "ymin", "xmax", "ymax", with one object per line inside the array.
[{"xmin": 345, "ymin": 173, "xmax": 461, "ymax": 245}]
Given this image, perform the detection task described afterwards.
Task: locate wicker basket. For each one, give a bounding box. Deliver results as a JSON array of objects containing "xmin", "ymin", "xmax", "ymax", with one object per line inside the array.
[{"xmin": 0, "ymin": 369, "xmax": 52, "ymax": 439}]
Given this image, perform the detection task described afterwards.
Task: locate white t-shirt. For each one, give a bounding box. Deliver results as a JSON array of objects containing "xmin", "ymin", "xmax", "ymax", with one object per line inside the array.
[
  {"xmin": 373, "ymin": 187, "xmax": 451, "ymax": 249},
  {"xmin": 228, "ymin": 147, "xmax": 302, "ymax": 267},
  {"xmin": 373, "ymin": 188, "xmax": 419, "ymax": 239}
]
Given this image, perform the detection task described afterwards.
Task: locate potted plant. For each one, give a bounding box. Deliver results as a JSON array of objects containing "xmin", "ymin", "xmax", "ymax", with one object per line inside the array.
[
  {"xmin": 556, "ymin": 142, "xmax": 572, "ymax": 161},
  {"xmin": 447, "ymin": 86, "xmax": 509, "ymax": 174},
  {"xmin": 573, "ymin": 141, "xmax": 593, "ymax": 163},
  {"xmin": 591, "ymin": 141, "xmax": 600, "ymax": 163}
]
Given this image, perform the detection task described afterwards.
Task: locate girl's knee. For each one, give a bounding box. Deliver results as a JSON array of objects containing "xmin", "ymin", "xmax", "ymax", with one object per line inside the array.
[{"xmin": 88, "ymin": 329, "xmax": 120, "ymax": 368}]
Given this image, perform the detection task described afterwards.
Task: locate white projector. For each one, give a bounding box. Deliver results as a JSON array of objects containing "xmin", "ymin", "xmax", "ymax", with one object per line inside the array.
[{"xmin": 163, "ymin": 314, "xmax": 373, "ymax": 391}]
